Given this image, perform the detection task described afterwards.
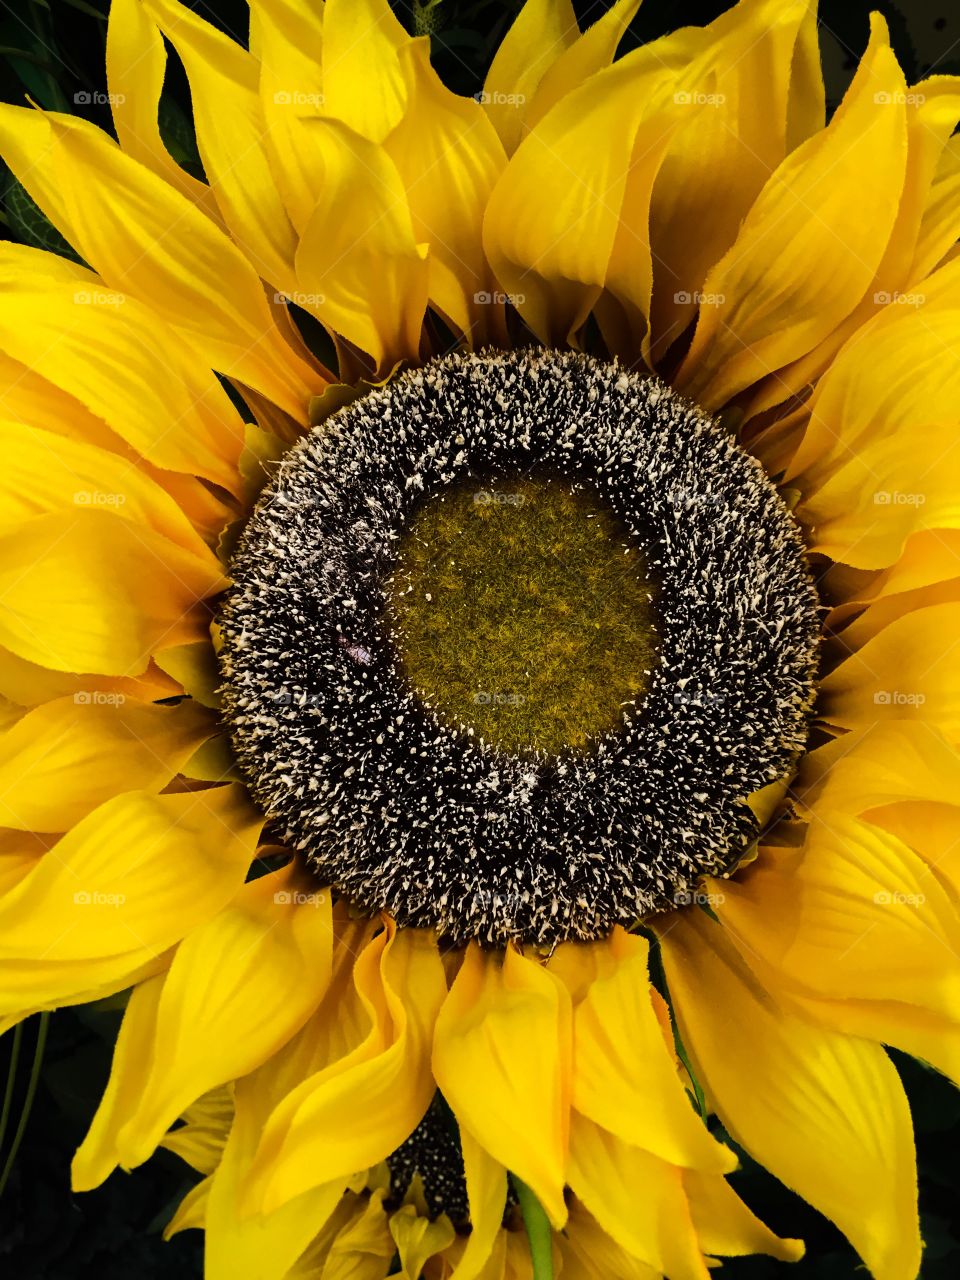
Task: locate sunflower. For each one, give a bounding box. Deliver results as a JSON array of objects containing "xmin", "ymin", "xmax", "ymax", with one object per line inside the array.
[{"xmin": 0, "ymin": 0, "xmax": 958, "ymax": 1276}]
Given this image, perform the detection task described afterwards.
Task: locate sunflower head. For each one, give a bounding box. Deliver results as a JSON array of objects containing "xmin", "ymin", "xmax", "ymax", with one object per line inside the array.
[{"xmin": 0, "ymin": 0, "xmax": 957, "ymax": 1278}]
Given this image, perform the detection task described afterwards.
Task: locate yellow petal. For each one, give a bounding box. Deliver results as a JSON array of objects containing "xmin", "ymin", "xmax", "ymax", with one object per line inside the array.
[
  {"xmin": 0, "ymin": 106, "xmax": 324, "ymax": 418},
  {"xmin": 0, "ymin": 258, "xmax": 246, "ymax": 493},
  {"xmin": 450, "ymin": 1130, "xmax": 508, "ymax": 1280},
  {"xmin": 433, "ymin": 943, "xmax": 571, "ymax": 1228},
  {"xmin": 483, "ymin": 56, "xmax": 681, "ymax": 346},
  {"xmin": 914, "ymin": 127, "xmax": 960, "ymax": 280},
  {"xmin": 0, "ymin": 695, "xmax": 215, "ymax": 832},
  {"xmin": 202, "ymin": 915, "xmax": 376, "ymax": 1280},
  {"xmin": 714, "ymin": 815, "xmax": 960, "ymax": 1016},
  {"xmin": 142, "ymin": 0, "xmax": 299, "ymax": 286},
  {"xmin": 0, "ymin": 510, "xmax": 226, "ymax": 676},
  {"xmin": 683, "ymin": 1167, "xmax": 804, "ymax": 1262},
  {"xmin": 164, "ymin": 1176, "xmax": 212, "ymax": 1237},
  {"xmin": 558, "ymin": 1198, "xmax": 660, "ymax": 1280},
  {"xmin": 0, "ymin": 419, "xmax": 215, "ymax": 558},
  {"xmin": 105, "ymin": 0, "xmax": 221, "ymax": 219},
  {"xmin": 796, "ymin": 721, "xmax": 960, "ymax": 818},
  {"xmin": 566, "ymin": 1113, "xmax": 708, "ymax": 1279},
  {"xmin": 154, "ymin": 640, "xmax": 222, "ymax": 708},
  {"xmin": 674, "ymin": 15, "xmax": 908, "ymax": 410},
  {"xmin": 248, "ymin": 0, "xmax": 326, "ymax": 234},
  {"xmin": 0, "ymin": 346, "xmax": 127, "ymax": 454},
  {"xmin": 72, "ymin": 974, "xmax": 167, "ymax": 1191},
  {"xmin": 116, "ymin": 867, "xmax": 333, "ymax": 1169},
  {"xmin": 294, "ymin": 120, "xmax": 429, "ymax": 370},
  {"xmin": 567, "ymin": 928, "xmax": 735, "ymax": 1174},
  {"xmin": 741, "ymin": 80, "xmax": 960, "ymax": 426},
  {"xmin": 160, "ymin": 1086, "xmax": 233, "ymax": 1175},
  {"xmin": 648, "ymin": 0, "xmax": 821, "ymax": 363},
  {"xmin": 205, "ymin": 1081, "xmax": 344, "ymax": 1280},
  {"xmin": 386, "ymin": 41, "xmax": 506, "ymax": 340},
  {"xmin": 246, "ymin": 922, "xmax": 446, "ymax": 1213},
  {"xmin": 0, "ymin": 830, "xmax": 48, "ymax": 896},
  {"xmin": 869, "ymin": 799, "xmax": 960, "ymax": 906},
  {"xmin": 389, "ymin": 1204, "xmax": 456, "ymax": 1280},
  {"xmin": 0, "ymin": 648, "xmax": 177, "ymax": 709},
  {"xmin": 482, "ymin": 0, "xmax": 578, "ymax": 155},
  {"xmin": 819, "ymin": 602, "xmax": 960, "ymax": 737},
  {"xmin": 165, "ymin": 1172, "xmax": 211, "ymax": 1233},
  {"xmin": 321, "ymin": 0, "xmax": 411, "ymax": 143},
  {"xmin": 656, "ymin": 908, "xmax": 921, "ymax": 1280},
  {"xmin": 787, "ymin": 269, "xmax": 960, "ymax": 568},
  {"xmin": 0, "ymin": 785, "xmax": 262, "ymax": 1017},
  {"xmin": 317, "ymin": 1189, "xmax": 397, "ymax": 1280},
  {"xmin": 525, "ymin": 0, "xmax": 643, "ymax": 130}
]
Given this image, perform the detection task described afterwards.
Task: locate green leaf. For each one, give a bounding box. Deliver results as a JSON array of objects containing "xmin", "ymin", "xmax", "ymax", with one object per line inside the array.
[
  {"xmin": 510, "ymin": 1174, "xmax": 554, "ymax": 1280},
  {"xmin": 3, "ymin": 171, "xmax": 83, "ymax": 262}
]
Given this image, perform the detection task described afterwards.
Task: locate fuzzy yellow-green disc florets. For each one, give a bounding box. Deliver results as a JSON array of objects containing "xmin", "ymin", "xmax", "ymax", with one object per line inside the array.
[{"xmin": 386, "ymin": 475, "xmax": 660, "ymax": 755}]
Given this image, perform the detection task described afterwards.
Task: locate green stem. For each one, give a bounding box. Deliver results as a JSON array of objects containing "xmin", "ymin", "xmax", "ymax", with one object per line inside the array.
[
  {"xmin": 510, "ymin": 1174, "xmax": 554, "ymax": 1280},
  {"xmin": 0, "ymin": 1024, "xmax": 24, "ymax": 1156},
  {"xmin": 0, "ymin": 1012, "xmax": 49, "ymax": 1198}
]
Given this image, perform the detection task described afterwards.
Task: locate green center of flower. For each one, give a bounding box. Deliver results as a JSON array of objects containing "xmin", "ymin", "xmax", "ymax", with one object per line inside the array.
[{"xmin": 384, "ymin": 475, "xmax": 660, "ymax": 755}]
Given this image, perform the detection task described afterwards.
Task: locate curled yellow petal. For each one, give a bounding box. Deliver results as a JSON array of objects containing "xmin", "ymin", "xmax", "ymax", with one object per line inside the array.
[
  {"xmin": 322, "ymin": 0, "xmax": 411, "ymax": 144},
  {"xmin": 656, "ymin": 907, "xmax": 921, "ymax": 1280},
  {"xmin": 245, "ymin": 921, "xmax": 446, "ymax": 1213},
  {"xmin": 116, "ymin": 866, "xmax": 334, "ymax": 1169},
  {"xmin": 482, "ymin": 0, "xmax": 578, "ymax": 155},
  {"xmin": 294, "ymin": 120, "xmax": 429, "ymax": 371},
  {"xmin": 106, "ymin": 0, "xmax": 221, "ymax": 218},
  {"xmin": 450, "ymin": 1129, "xmax": 507, "ymax": 1280},
  {"xmin": 683, "ymin": 1167, "xmax": 804, "ymax": 1263},
  {"xmin": 567, "ymin": 928, "xmax": 735, "ymax": 1174},
  {"xmin": 566, "ymin": 1113, "xmax": 708, "ymax": 1279},
  {"xmin": 433, "ymin": 942, "xmax": 571, "ymax": 1228},
  {"xmin": 389, "ymin": 1204, "xmax": 456, "ymax": 1279},
  {"xmin": 386, "ymin": 41, "xmax": 506, "ymax": 340},
  {"xmin": 72, "ymin": 974, "xmax": 167, "ymax": 1191}
]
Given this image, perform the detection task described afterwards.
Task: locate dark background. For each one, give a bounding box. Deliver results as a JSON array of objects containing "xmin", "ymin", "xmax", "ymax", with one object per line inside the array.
[{"xmin": 1, "ymin": 0, "xmax": 959, "ymax": 1275}]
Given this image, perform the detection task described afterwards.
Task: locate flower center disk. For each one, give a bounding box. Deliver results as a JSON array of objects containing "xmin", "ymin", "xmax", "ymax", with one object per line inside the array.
[
  {"xmin": 219, "ymin": 350, "xmax": 820, "ymax": 947},
  {"xmin": 386, "ymin": 475, "xmax": 660, "ymax": 755}
]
